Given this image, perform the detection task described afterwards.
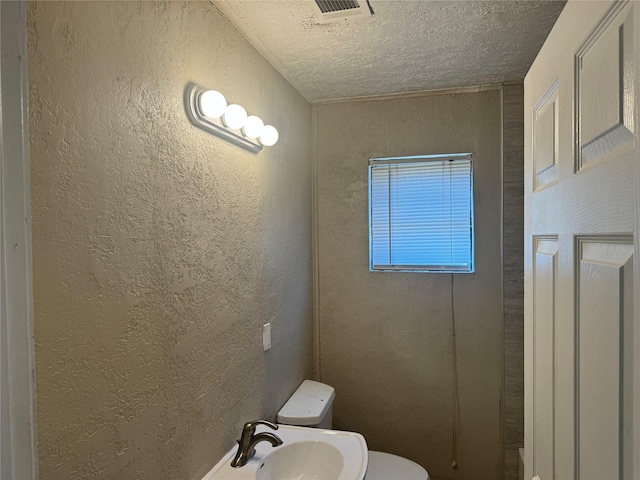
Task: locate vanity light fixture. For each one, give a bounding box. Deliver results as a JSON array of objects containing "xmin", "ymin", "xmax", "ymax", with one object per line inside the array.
[
  {"xmin": 200, "ymin": 90, "xmax": 227, "ymax": 119},
  {"xmin": 242, "ymin": 115, "xmax": 264, "ymax": 139},
  {"xmin": 185, "ymin": 83, "xmax": 279, "ymax": 153},
  {"xmin": 259, "ymin": 125, "xmax": 279, "ymax": 147},
  {"xmin": 222, "ymin": 104, "xmax": 247, "ymax": 130}
]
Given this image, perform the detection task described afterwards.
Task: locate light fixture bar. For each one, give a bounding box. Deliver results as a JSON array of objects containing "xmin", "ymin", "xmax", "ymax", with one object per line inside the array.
[{"xmin": 184, "ymin": 83, "xmax": 263, "ymax": 153}]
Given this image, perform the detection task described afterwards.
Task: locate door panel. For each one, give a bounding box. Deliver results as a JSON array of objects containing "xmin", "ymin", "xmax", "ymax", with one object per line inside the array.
[
  {"xmin": 532, "ymin": 238, "xmax": 558, "ymax": 480},
  {"xmin": 576, "ymin": 238, "xmax": 634, "ymax": 480},
  {"xmin": 533, "ymin": 82, "xmax": 559, "ymax": 191},
  {"xmin": 577, "ymin": 6, "xmax": 635, "ymax": 167},
  {"xmin": 524, "ymin": 2, "xmax": 639, "ymax": 480}
]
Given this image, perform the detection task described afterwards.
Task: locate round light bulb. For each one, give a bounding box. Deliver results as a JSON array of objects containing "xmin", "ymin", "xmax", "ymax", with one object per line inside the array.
[
  {"xmin": 199, "ymin": 90, "xmax": 227, "ymax": 119},
  {"xmin": 222, "ymin": 104, "xmax": 247, "ymax": 130},
  {"xmin": 242, "ymin": 115, "xmax": 264, "ymax": 139},
  {"xmin": 259, "ymin": 125, "xmax": 279, "ymax": 147}
]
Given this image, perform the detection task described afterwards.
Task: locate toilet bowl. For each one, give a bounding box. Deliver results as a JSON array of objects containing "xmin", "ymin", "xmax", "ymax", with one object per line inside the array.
[{"xmin": 277, "ymin": 380, "xmax": 429, "ymax": 480}]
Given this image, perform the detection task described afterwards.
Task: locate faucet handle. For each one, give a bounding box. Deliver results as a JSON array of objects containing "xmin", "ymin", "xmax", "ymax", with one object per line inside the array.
[{"xmin": 243, "ymin": 419, "xmax": 279, "ymax": 434}]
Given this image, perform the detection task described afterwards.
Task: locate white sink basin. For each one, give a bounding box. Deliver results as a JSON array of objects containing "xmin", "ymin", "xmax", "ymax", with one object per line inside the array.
[
  {"xmin": 256, "ymin": 440, "xmax": 344, "ymax": 480},
  {"xmin": 203, "ymin": 424, "xmax": 368, "ymax": 480}
]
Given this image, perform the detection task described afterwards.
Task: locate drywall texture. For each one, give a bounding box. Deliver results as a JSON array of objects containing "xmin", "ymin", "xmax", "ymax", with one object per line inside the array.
[
  {"xmin": 502, "ymin": 84, "xmax": 525, "ymax": 480},
  {"xmin": 28, "ymin": 2, "xmax": 313, "ymax": 479},
  {"xmin": 315, "ymin": 91, "xmax": 503, "ymax": 480}
]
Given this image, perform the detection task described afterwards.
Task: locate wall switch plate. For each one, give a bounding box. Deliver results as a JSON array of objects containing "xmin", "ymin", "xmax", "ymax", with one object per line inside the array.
[{"xmin": 263, "ymin": 323, "xmax": 271, "ymax": 351}]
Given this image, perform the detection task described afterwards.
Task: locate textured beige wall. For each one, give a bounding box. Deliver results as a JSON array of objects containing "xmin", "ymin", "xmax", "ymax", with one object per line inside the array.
[
  {"xmin": 27, "ymin": 2, "xmax": 313, "ymax": 479},
  {"xmin": 315, "ymin": 91, "xmax": 503, "ymax": 480}
]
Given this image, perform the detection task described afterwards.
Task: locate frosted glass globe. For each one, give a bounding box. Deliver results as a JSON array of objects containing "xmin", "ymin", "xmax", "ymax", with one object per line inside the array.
[
  {"xmin": 242, "ymin": 116, "xmax": 264, "ymax": 139},
  {"xmin": 199, "ymin": 90, "xmax": 227, "ymax": 119},
  {"xmin": 222, "ymin": 104, "xmax": 247, "ymax": 130},
  {"xmin": 259, "ymin": 125, "xmax": 279, "ymax": 147}
]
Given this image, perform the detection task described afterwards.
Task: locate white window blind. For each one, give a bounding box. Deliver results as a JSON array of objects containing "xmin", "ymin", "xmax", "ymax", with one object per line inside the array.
[{"xmin": 369, "ymin": 153, "xmax": 474, "ymax": 272}]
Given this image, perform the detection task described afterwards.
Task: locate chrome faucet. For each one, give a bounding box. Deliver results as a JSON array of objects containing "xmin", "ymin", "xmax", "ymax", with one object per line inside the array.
[{"xmin": 231, "ymin": 420, "xmax": 283, "ymax": 468}]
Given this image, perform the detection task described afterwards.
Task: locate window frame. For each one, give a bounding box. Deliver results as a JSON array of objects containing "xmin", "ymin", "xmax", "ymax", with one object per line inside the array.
[{"xmin": 368, "ymin": 153, "xmax": 475, "ymax": 273}]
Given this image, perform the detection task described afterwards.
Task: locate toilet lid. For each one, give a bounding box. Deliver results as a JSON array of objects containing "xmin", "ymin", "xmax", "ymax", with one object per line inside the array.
[{"xmin": 365, "ymin": 451, "xmax": 429, "ymax": 480}]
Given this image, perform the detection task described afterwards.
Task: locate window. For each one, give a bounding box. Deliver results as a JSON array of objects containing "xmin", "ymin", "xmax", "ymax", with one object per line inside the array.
[{"xmin": 368, "ymin": 153, "xmax": 474, "ymax": 273}]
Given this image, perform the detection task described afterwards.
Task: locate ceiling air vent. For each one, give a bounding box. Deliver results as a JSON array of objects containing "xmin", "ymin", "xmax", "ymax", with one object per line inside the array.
[{"xmin": 310, "ymin": 0, "xmax": 372, "ymax": 23}]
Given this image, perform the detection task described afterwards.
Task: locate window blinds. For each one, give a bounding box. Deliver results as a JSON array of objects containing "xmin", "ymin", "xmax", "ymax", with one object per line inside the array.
[{"xmin": 369, "ymin": 154, "xmax": 474, "ymax": 272}]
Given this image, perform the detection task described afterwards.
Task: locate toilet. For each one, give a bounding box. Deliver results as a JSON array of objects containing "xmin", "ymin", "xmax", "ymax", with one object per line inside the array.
[{"xmin": 277, "ymin": 380, "xmax": 430, "ymax": 480}]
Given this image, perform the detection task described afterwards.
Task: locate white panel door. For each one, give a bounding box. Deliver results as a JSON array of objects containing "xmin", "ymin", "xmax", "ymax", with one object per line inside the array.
[{"xmin": 524, "ymin": 1, "xmax": 639, "ymax": 480}]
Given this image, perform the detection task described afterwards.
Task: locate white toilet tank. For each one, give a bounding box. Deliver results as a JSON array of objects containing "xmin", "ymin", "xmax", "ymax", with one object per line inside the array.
[{"xmin": 277, "ymin": 380, "xmax": 335, "ymax": 429}]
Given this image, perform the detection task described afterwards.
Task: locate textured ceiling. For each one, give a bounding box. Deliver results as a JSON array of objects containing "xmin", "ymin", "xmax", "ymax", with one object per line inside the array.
[{"xmin": 212, "ymin": 0, "xmax": 566, "ymax": 103}]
